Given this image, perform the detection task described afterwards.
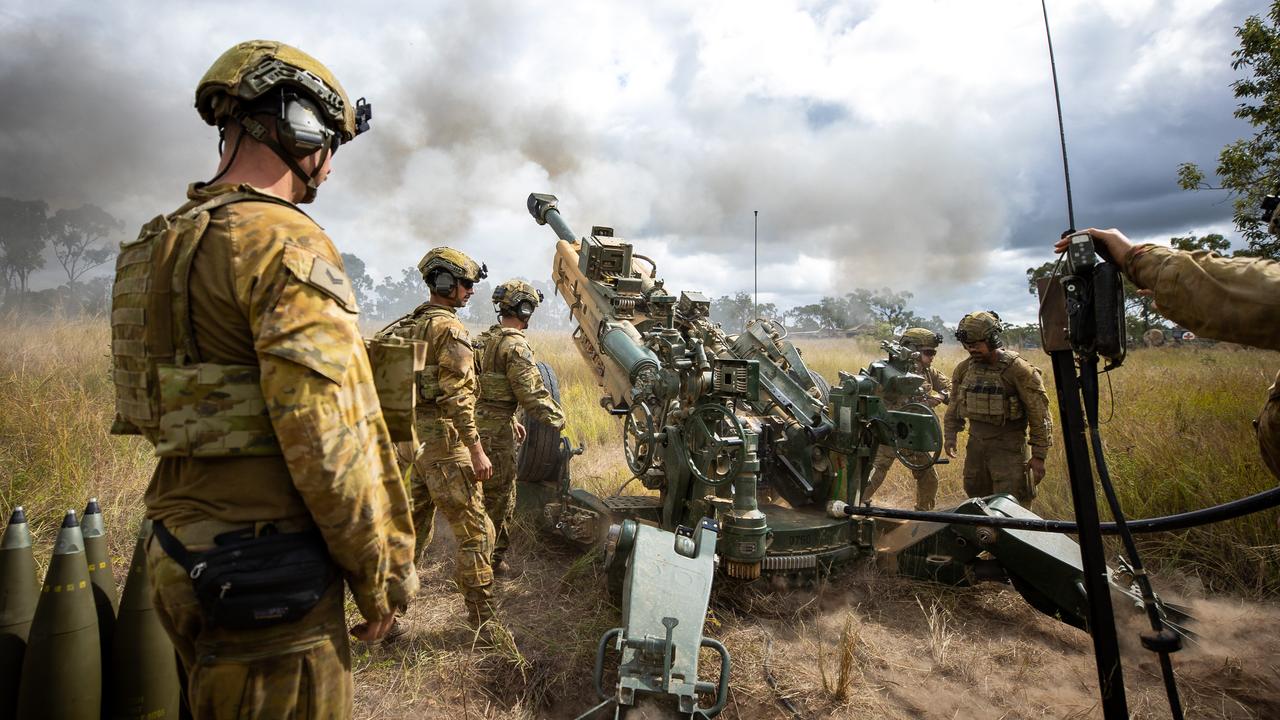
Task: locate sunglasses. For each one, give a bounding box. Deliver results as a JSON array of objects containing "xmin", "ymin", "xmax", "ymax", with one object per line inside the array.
[
  {"xmin": 459, "ymin": 278, "xmax": 475, "ymax": 289},
  {"xmin": 920, "ymin": 349, "xmax": 937, "ymax": 356}
]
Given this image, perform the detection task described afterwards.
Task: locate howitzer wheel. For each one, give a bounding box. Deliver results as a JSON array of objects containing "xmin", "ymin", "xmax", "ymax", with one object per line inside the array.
[
  {"xmin": 886, "ymin": 401, "xmax": 943, "ymax": 471},
  {"xmin": 517, "ymin": 361, "xmax": 564, "ymax": 483},
  {"xmin": 684, "ymin": 404, "xmax": 747, "ymax": 487},
  {"xmin": 623, "ymin": 402, "xmax": 659, "ymax": 477}
]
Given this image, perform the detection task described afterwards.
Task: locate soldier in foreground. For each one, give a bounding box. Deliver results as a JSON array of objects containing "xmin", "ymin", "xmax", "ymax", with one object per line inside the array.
[
  {"xmin": 379, "ymin": 248, "xmax": 498, "ymax": 626},
  {"xmin": 943, "ymin": 311, "xmax": 1053, "ymax": 506},
  {"xmin": 475, "ymin": 280, "xmax": 566, "ymax": 574},
  {"xmin": 864, "ymin": 328, "xmax": 951, "ymax": 510},
  {"xmin": 109, "ymin": 40, "xmax": 417, "ymax": 717},
  {"xmin": 1056, "ymin": 228, "xmax": 1279, "ymax": 480}
]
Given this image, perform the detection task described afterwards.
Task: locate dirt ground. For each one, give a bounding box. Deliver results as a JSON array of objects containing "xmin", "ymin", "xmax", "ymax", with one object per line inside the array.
[{"xmin": 351, "ymin": 493, "xmax": 1280, "ymax": 720}]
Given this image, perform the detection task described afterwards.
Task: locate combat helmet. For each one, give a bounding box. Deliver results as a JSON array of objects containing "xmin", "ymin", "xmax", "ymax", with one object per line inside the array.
[
  {"xmin": 900, "ymin": 327, "xmax": 942, "ymax": 350},
  {"xmin": 492, "ymin": 279, "xmax": 545, "ymax": 321},
  {"xmin": 419, "ymin": 247, "xmax": 488, "ymax": 295},
  {"xmin": 954, "ymin": 311, "xmax": 1004, "ymax": 347},
  {"xmin": 196, "ymin": 40, "xmax": 372, "ymax": 200}
]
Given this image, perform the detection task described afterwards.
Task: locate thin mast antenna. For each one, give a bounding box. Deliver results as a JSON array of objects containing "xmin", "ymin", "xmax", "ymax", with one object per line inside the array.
[
  {"xmin": 1043, "ymin": 0, "xmax": 1075, "ymax": 230},
  {"xmin": 753, "ymin": 210, "xmax": 759, "ymax": 317}
]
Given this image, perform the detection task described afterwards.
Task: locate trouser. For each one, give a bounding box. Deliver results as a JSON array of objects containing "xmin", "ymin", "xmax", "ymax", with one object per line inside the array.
[
  {"xmin": 1258, "ymin": 374, "xmax": 1279, "ymax": 481},
  {"xmin": 864, "ymin": 444, "xmax": 940, "ymax": 510},
  {"xmin": 412, "ymin": 427, "xmax": 495, "ymax": 621},
  {"xmin": 147, "ymin": 520, "xmax": 351, "ymax": 720},
  {"xmin": 962, "ymin": 430, "xmax": 1035, "ymax": 506},
  {"xmin": 479, "ymin": 427, "xmax": 518, "ymax": 566}
]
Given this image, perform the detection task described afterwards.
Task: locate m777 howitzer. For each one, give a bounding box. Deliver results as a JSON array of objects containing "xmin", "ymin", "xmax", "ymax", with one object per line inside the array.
[{"xmin": 517, "ymin": 192, "xmax": 1193, "ymax": 638}]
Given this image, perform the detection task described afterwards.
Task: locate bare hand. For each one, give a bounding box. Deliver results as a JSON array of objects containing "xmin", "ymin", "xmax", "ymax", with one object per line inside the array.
[
  {"xmin": 514, "ymin": 421, "xmax": 527, "ymax": 444},
  {"xmin": 944, "ymin": 442, "xmax": 957, "ymax": 459},
  {"xmin": 350, "ymin": 613, "xmax": 396, "ymax": 642},
  {"xmin": 1027, "ymin": 457, "xmax": 1046, "ymax": 484},
  {"xmin": 1054, "ymin": 228, "xmax": 1136, "ymax": 271},
  {"xmin": 470, "ymin": 444, "xmax": 494, "ymax": 482}
]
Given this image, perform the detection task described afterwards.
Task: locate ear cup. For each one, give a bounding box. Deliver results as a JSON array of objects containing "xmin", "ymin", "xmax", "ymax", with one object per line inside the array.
[
  {"xmin": 431, "ymin": 271, "xmax": 455, "ymax": 295},
  {"xmin": 277, "ymin": 95, "xmax": 331, "ymax": 158},
  {"xmin": 516, "ymin": 301, "xmax": 534, "ymax": 321}
]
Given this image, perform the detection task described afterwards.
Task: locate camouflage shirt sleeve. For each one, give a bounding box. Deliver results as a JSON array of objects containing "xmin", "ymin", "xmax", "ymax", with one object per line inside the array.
[
  {"xmin": 1007, "ymin": 357, "xmax": 1053, "ymax": 458},
  {"xmin": 927, "ymin": 365, "xmax": 952, "ymax": 404},
  {"xmin": 504, "ymin": 335, "xmax": 565, "ymax": 429},
  {"xmin": 247, "ymin": 233, "xmax": 418, "ymax": 622},
  {"xmin": 438, "ymin": 320, "xmax": 481, "ymax": 447},
  {"xmin": 942, "ymin": 359, "xmax": 968, "ymax": 444},
  {"xmin": 1127, "ymin": 245, "xmax": 1280, "ymax": 351}
]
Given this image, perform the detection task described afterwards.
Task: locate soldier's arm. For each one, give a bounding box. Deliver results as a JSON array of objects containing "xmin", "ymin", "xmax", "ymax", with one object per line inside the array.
[
  {"xmin": 928, "ymin": 366, "xmax": 952, "ymax": 405},
  {"xmin": 251, "ymin": 241, "xmax": 418, "ymax": 623},
  {"xmin": 1010, "ymin": 360, "xmax": 1053, "ymax": 458},
  {"xmin": 942, "ymin": 362, "xmax": 967, "ymax": 446},
  {"xmin": 1127, "ymin": 245, "xmax": 1280, "ymax": 350},
  {"xmin": 505, "ymin": 337, "xmax": 565, "ymax": 429},
  {"xmin": 436, "ymin": 324, "xmax": 481, "ymax": 447}
]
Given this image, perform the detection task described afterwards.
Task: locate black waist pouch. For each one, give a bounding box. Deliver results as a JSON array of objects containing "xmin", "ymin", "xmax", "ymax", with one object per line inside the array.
[{"xmin": 153, "ymin": 520, "xmax": 337, "ymax": 630}]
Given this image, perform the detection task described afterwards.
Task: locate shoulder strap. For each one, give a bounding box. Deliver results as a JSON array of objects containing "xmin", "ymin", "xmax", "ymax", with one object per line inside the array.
[
  {"xmin": 170, "ymin": 191, "xmax": 296, "ymax": 364},
  {"xmin": 152, "ymin": 520, "xmax": 199, "ymax": 575}
]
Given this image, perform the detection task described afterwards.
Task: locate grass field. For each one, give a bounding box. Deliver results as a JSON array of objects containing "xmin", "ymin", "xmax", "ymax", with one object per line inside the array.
[{"xmin": 2, "ymin": 315, "xmax": 1279, "ymax": 718}]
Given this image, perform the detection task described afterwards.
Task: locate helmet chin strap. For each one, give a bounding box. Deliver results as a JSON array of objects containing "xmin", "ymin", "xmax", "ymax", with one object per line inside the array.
[{"xmin": 236, "ymin": 112, "xmax": 331, "ymax": 204}]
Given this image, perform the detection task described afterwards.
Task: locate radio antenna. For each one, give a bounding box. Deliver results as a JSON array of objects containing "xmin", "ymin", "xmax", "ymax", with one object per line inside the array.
[{"xmin": 1042, "ymin": 0, "xmax": 1075, "ymax": 230}]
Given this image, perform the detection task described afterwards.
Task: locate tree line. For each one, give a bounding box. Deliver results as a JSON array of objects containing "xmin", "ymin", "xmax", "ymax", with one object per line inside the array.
[{"xmin": 0, "ymin": 197, "xmax": 122, "ymax": 310}]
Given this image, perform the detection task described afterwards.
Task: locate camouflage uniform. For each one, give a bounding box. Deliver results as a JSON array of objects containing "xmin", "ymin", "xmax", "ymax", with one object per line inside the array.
[
  {"xmin": 380, "ymin": 303, "xmax": 495, "ymax": 621},
  {"xmin": 865, "ymin": 363, "xmax": 951, "ymax": 510},
  {"xmin": 943, "ymin": 350, "xmax": 1053, "ymax": 505},
  {"xmin": 475, "ymin": 325, "xmax": 565, "ymax": 565},
  {"xmin": 1126, "ymin": 245, "xmax": 1280, "ymax": 479},
  {"xmin": 118, "ymin": 183, "xmax": 417, "ymax": 717}
]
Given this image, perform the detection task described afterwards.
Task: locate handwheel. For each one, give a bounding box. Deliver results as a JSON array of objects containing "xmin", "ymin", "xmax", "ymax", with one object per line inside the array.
[
  {"xmin": 887, "ymin": 401, "xmax": 943, "ymax": 471},
  {"xmin": 623, "ymin": 401, "xmax": 659, "ymax": 476},
  {"xmin": 683, "ymin": 404, "xmax": 747, "ymax": 486}
]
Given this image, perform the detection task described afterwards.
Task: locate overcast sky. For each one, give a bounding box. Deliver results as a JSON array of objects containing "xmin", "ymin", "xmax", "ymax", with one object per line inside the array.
[{"xmin": 0, "ymin": 0, "xmax": 1264, "ymax": 324}]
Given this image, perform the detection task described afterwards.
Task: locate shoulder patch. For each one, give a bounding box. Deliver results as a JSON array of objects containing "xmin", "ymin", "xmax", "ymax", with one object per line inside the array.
[
  {"xmin": 280, "ymin": 244, "xmax": 358, "ymax": 313},
  {"xmin": 309, "ymin": 256, "xmax": 357, "ymax": 307}
]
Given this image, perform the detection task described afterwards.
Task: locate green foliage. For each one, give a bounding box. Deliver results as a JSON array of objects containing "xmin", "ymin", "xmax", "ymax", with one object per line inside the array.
[
  {"xmin": 1170, "ymin": 233, "xmax": 1231, "ymax": 253},
  {"xmin": 49, "ymin": 204, "xmax": 121, "ymax": 286},
  {"xmin": 0, "ymin": 197, "xmax": 50, "ymax": 297},
  {"xmin": 710, "ymin": 290, "xmax": 778, "ymax": 331},
  {"xmin": 1178, "ymin": 2, "xmax": 1280, "ymax": 258}
]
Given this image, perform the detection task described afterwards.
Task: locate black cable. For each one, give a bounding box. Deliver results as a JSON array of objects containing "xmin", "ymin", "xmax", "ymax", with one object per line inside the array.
[
  {"xmin": 204, "ymin": 127, "xmax": 245, "ymax": 186},
  {"xmin": 1080, "ymin": 361, "xmax": 1184, "ymax": 719},
  {"xmin": 837, "ymin": 485, "xmax": 1280, "ymax": 533}
]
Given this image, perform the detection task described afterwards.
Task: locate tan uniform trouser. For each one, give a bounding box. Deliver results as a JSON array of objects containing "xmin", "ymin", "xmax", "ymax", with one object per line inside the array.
[
  {"xmin": 864, "ymin": 444, "xmax": 940, "ymax": 510},
  {"xmin": 479, "ymin": 424, "xmax": 518, "ymax": 566},
  {"xmin": 1259, "ymin": 376, "xmax": 1280, "ymax": 481},
  {"xmin": 412, "ymin": 423, "xmax": 495, "ymax": 619},
  {"xmin": 146, "ymin": 521, "xmax": 351, "ymax": 720},
  {"xmin": 962, "ymin": 428, "xmax": 1035, "ymax": 507}
]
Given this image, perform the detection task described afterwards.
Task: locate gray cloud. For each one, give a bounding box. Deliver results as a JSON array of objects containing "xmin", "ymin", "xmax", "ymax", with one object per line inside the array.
[{"xmin": 0, "ymin": 0, "xmax": 1265, "ymax": 324}]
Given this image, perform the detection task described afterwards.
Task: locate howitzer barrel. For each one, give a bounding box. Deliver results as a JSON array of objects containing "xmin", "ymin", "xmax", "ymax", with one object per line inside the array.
[{"xmin": 528, "ymin": 193, "xmax": 578, "ymax": 243}]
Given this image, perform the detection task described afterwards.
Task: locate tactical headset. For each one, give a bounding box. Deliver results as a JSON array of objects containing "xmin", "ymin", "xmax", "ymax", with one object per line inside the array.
[{"xmin": 493, "ymin": 285, "xmax": 545, "ymax": 321}]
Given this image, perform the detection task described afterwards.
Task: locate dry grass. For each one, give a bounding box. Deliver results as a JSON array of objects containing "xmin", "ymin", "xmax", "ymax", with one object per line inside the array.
[{"xmin": 4, "ymin": 316, "xmax": 1280, "ymax": 718}]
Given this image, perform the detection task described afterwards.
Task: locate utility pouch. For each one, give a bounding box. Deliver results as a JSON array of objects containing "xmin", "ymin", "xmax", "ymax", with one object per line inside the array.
[
  {"xmin": 153, "ymin": 520, "xmax": 335, "ymax": 631},
  {"xmin": 154, "ymin": 363, "xmax": 281, "ymax": 457},
  {"xmin": 365, "ymin": 335, "xmax": 427, "ymax": 443}
]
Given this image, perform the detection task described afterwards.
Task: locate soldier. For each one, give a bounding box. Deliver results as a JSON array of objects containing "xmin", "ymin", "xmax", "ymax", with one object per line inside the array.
[
  {"xmin": 110, "ymin": 40, "xmax": 417, "ymax": 717},
  {"xmin": 864, "ymin": 328, "xmax": 951, "ymax": 510},
  {"xmin": 943, "ymin": 311, "xmax": 1053, "ymax": 506},
  {"xmin": 378, "ymin": 248, "xmax": 497, "ymax": 626},
  {"xmin": 475, "ymin": 280, "xmax": 566, "ymax": 574},
  {"xmin": 1057, "ymin": 228, "xmax": 1278, "ymax": 480}
]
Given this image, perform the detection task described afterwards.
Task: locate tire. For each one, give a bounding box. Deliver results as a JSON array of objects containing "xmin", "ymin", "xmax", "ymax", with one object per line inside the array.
[{"xmin": 516, "ymin": 361, "xmax": 564, "ymax": 483}]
